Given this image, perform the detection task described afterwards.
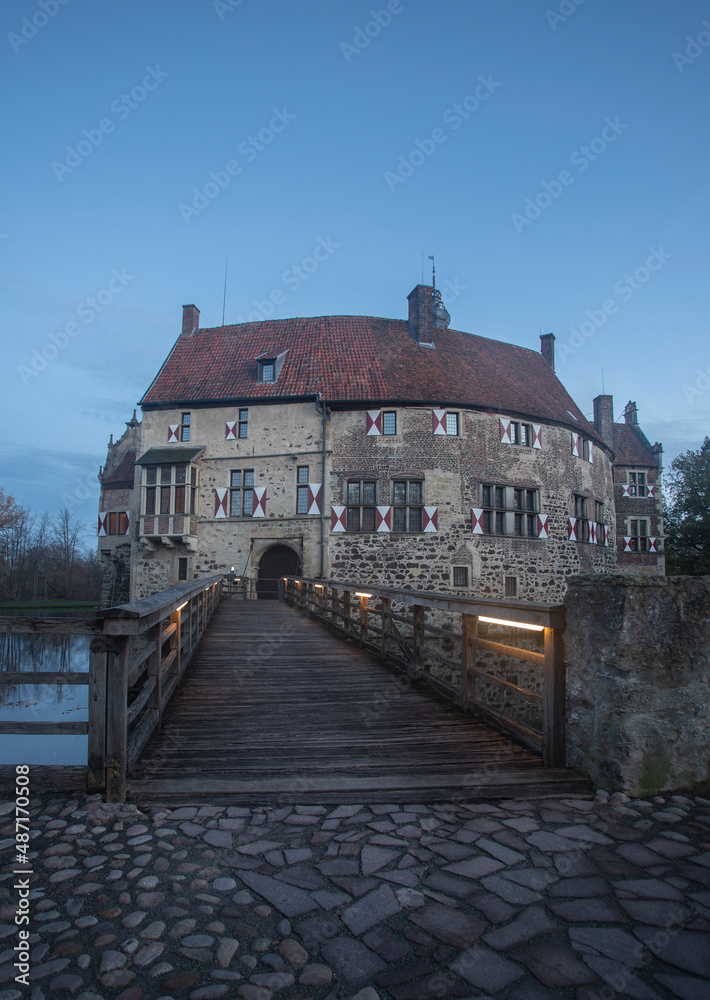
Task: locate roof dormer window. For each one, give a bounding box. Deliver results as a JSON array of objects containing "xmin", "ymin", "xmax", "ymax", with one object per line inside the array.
[{"xmin": 256, "ymin": 349, "xmax": 288, "ymax": 384}]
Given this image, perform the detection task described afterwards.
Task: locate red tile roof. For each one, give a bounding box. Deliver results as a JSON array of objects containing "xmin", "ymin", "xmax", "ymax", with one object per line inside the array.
[
  {"xmin": 101, "ymin": 450, "xmax": 136, "ymax": 488},
  {"xmin": 140, "ymin": 316, "xmax": 601, "ymax": 440},
  {"xmin": 613, "ymin": 424, "xmax": 659, "ymax": 467}
]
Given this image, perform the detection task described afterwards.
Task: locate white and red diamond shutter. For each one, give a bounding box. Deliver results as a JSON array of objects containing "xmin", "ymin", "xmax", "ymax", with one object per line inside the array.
[
  {"xmin": 622, "ymin": 485, "xmax": 632, "ymax": 497},
  {"xmin": 499, "ymin": 418, "xmax": 513, "ymax": 444},
  {"xmin": 568, "ymin": 517, "xmax": 578, "ymax": 540},
  {"xmin": 646, "ymin": 485, "xmax": 655, "ymax": 498},
  {"xmin": 168, "ymin": 424, "xmax": 179, "ymax": 443},
  {"xmin": 432, "ymin": 409, "xmax": 446, "ymax": 435},
  {"xmin": 423, "ymin": 506, "xmax": 438, "ymax": 532},
  {"xmin": 98, "ymin": 514, "xmax": 107, "ymax": 536},
  {"xmin": 225, "ymin": 422, "xmax": 237, "ymax": 440},
  {"xmin": 537, "ymin": 514, "xmax": 549, "ymax": 539},
  {"xmin": 589, "ymin": 522, "xmax": 597, "ymax": 544},
  {"xmin": 252, "ymin": 487, "xmax": 267, "ymax": 517},
  {"xmin": 623, "ymin": 537, "xmax": 633, "ymax": 552},
  {"xmin": 124, "ymin": 512, "xmax": 130, "ymax": 535},
  {"xmin": 307, "ymin": 484, "xmax": 322, "ymax": 515},
  {"xmin": 366, "ymin": 410, "xmax": 382, "ymax": 436},
  {"xmin": 376, "ymin": 506, "xmax": 391, "ymax": 532},
  {"xmin": 531, "ymin": 424, "xmax": 542, "ymax": 449},
  {"xmin": 331, "ymin": 506, "xmax": 346, "ymax": 532},
  {"xmin": 648, "ymin": 537, "xmax": 658, "ymax": 552},
  {"xmin": 604, "ymin": 525, "xmax": 610, "ymax": 546},
  {"xmin": 471, "ymin": 508, "xmax": 484, "ymax": 534},
  {"xmin": 214, "ymin": 488, "xmax": 228, "ymax": 518},
  {"xmin": 571, "ymin": 432, "xmax": 579, "ymax": 457},
  {"xmin": 588, "ymin": 441, "xmax": 594, "ymax": 464}
]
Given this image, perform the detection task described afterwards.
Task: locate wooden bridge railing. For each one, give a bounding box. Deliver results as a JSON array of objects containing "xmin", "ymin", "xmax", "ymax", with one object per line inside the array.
[
  {"xmin": 285, "ymin": 577, "xmax": 566, "ymax": 767},
  {"xmin": 0, "ymin": 575, "xmax": 223, "ymax": 801}
]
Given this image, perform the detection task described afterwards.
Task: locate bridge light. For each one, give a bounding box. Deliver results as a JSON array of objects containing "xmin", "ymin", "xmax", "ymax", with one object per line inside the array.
[
  {"xmin": 478, "ymin": 615, "xmax": 544, "ymax": 632},
  {"xmin": 176, "ymin": 601, "xmax": 188, "ymax": 612}
]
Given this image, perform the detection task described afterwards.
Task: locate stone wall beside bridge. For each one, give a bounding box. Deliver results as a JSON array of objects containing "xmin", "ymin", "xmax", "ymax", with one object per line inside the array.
[{"xmin": 564, "ymin": 573, "xmax": 710, "ymax": 795}]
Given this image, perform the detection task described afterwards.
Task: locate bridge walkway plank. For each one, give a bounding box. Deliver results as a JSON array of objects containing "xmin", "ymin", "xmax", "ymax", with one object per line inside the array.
[{"xmin": 128, "ymin": 600, "xmax": 589, "ymax": 804}]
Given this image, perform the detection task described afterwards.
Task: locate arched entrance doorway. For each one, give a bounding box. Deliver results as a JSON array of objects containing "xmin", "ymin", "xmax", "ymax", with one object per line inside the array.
[{"xmin": 256, "ymin": 545, "xmax": 301, "ymax": 600}]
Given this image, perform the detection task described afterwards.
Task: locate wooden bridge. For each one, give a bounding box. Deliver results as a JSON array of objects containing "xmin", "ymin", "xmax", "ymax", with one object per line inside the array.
[{"xmin": 0, "ymin": 578, "xmax": 589, "ymax": 804}]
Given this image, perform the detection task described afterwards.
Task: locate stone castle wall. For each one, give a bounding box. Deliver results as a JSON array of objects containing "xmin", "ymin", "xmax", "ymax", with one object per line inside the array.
[{"xmin": 564, "ymin": 573, "xmax": 710, "ymax": 794}]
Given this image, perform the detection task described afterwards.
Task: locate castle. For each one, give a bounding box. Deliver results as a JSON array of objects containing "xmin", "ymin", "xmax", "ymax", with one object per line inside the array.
[{"xmin": 97, "ymin": 284, "xmax": 664, "ymax": 606}]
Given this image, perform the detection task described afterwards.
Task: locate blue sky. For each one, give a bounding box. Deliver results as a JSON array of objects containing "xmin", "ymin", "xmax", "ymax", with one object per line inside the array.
[{"xmin": 1, "ymin": 0, "xmax": 708, "ymax": 530}]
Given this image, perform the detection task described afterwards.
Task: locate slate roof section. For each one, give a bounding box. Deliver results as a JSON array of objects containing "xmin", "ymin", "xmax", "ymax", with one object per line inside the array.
[
  {"xmin": 140, "ymin": 315, "xmax": 602, "ymax": 441},
  {"xmin": 101, "ymin": 450, "xmax": 136, "ymax": 488},
  {"xmin": 136, "ymin": 447, "xmax": 205, "ymax": 466},
  {"xmin": 613, "ymin": 424, "xmax": 659, "ymax": 467}
]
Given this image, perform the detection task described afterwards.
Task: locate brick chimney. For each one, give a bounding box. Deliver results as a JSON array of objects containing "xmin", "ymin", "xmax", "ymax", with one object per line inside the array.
[
  {"xmin": 540, "ymin": 333, "xmax": 555, "ymax": 371},
  {"xmin": 593, "ymin": 394, "xmax": 614, "ymax": 446},
  {"xmin": 624, "ymin": 400, "xmax": 638, "ymax": 425},
  {"xmin": 182, "ymin": 303, "xmax": 200, "ymax": 337},
  {"xmin": 407, "ymin": 285, "xmax": 437, "ymax": 347}
]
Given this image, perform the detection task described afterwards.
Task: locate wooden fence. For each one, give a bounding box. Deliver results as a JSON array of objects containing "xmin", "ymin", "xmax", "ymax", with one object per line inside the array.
[
  {"xmin": 0, "ymin": 576, "xmax": 222, "ymax": 801},
  {"xmin": 285, "ymin": 577, "xmax": 566, "ymax": 767}
]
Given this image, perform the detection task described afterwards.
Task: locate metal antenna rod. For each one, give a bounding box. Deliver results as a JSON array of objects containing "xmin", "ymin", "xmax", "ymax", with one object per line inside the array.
[{"xmin": 222, "ymin": 258, "xmax": 228, "ymax": 326}]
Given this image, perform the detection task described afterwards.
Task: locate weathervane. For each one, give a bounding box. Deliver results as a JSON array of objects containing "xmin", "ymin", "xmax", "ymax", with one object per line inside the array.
[{"xmin": 428, "ymin": 255, "xmax": 436, "ymax": 289}]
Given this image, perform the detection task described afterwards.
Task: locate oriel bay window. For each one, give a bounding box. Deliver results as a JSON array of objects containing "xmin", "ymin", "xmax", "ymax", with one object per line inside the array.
[
  {"xmin": 347, "ymin": 480, "xmax": 376, "ymax": 531},
  {"xmin": 230, "ymin": 469, "xmax": 254, "ymax": 517},
  {"xmin": 392, "ymin": 480, "xmax": 423, "ymax": 532},
  {"xmin": 144, "ymin": 464, "xmax": 197, "ymax": 516}
]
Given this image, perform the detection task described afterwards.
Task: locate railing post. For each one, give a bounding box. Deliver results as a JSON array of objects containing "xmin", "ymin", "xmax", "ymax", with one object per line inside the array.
[
  {"xmin": 460, "ymin": 613, "xmax": 477, "ymax": 707},
  {"xmin": 412, "ymin": 605, "xmax": 425, "ymax": 675},
  {"xmin": 105, "ymin": 636, "xmax": 129, "ymax": 802},
  {"xmin": 343, "ymin": 590, "xmax": 351, "ymax": 635},
  {"xmin": 87, "ymin": 643, "xmax": 107, "ymax": 793},
  {"xmin": 381, "ymin": 598, "xmax": 391, "ymax": 659},
  {"xmin": 277, "ymin": 578, "xmax": 285, "ymax": 602},
  {"xmin": 359, "ymin": 594, "xmax": 368, "ymax": 645},
  {"xmin": 543, "ymin": 626, "xmax": 565, "ymax": 767},
  {"xmin": 171, "ymin": 607, "xmax": 182, "ymax": 681}
]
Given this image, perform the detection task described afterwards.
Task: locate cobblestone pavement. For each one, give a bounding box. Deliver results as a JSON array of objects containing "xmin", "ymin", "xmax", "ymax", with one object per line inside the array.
[{"xmin": 1, "ymin": 789, "xmax": 709, "ymax": 1000}]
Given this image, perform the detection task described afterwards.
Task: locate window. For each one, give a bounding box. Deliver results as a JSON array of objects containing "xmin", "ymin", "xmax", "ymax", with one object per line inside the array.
[
  {"xmin": 513, "ymin": 488, "xmax": 539, "ymax": 537},
  {"xmin": 628, "ymin": 471, "xmax": 646, "ymax": 497},
  {"xmin": 629, "ymin": 518, "xmax": 649, "ymax": 551},
  {"xmin": 230, "ymin": 469, "xmax": 254, "ymax": 517},
  {"xmin": 382, "ymin": 411, "xmax": 397, "ymax": 435},
  {"xmin": 512, "ymin": 421, "xmax": 533, "ymax": 446},
  {"xmin": 446, "ymin": 412, "xmax": 459, "ymax": 435},
  {"xmin": 504, "ymin": 576, "xmax": 518, "ymax": 597},
  {"xmin": 482, "ymin": 484, "xmax": 507, "ymax": 535},
  {"xmin": 180, "ymin": 412, "xmax": 191, "ymax": 442},
  {"xmin": 453, "ymin": 566, "xmax": 469, "ymax": 587},
  {"xmin": 346, "ymin": 480, "xmax": 376, "ymax": 531},
  {"xmin": 259, "ymin": 361, "xmax": 275, "ymax": 382},
  {"xmin": 143, "ymin": 465, "xmax": 197, "ymax": 517},
  {"xmin": 594, "ymin": 501, "xmax": 606, "ymax": 546},
  {"xmin": 573, "ymin": 494, "xmax": 590, "ymax": 542},
  {"xmin": 107, "ymin": 512, "xmax": 129, "ymax": 535},
  {"xmin": 296, "ymin": 466, "xmax": 310, "ymax": 514},
  {"xmin": 178, "ymin": 558, "xmax": 188, "ymax": 581},
  {"xmin": 238, "ymin": 409, "xmax": 248, "ymax": 439},
  {"xmin": 392, "ymin": 480, "xmax": 423, "ymax": 532}
]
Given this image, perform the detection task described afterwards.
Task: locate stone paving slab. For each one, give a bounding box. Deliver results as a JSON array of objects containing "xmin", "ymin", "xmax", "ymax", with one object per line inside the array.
[{"xmin": 0, "ymin": 789, "xmax": 709, "ymax": 999}]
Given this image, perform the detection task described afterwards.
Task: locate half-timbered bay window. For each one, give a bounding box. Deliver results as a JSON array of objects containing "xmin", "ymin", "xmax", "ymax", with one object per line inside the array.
[
  {"xmin": 230, "ymin": 469, "xmax": 254, "ymax": 517},
  {"xmin": 346, "ymin": 480, "xmax": 376, "ymax": 531},
  {"xmin": 144, "ymin": 464, "xmax": 198, "ymax": 517},
  {"xmin": 392, "ymin": 480, "xmax": 423, "ymax": 532}
]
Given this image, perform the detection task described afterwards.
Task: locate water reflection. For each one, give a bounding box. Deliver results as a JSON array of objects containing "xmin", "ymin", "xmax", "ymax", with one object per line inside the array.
[{"xmin": 0, "ymin": 634, "xmax": 89, "ymax": 765}]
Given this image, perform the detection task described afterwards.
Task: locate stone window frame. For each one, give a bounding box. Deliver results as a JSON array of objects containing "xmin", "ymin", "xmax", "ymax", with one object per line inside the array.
[
  {"xmin": 230, "ymin": 468, "xmax": 255, "ymax": 518},
  {"xmin": 628, "ymin": 470, "xmax": 647, "ymax": 497},
  {"xmin": 106, "ymin": 512, "xmax": 129, "ymax": 536},
  {"xmin": 296, "ymin": 466, "xmax": 310, "ymax": 515},
  {"xmin": 510, "ymin": 420, "xmax": 533, "ymax": 447},
  {"xmin": 452, "ymin": 565, "xmax": 469, "ymax": 588},
  {"xmin": 504, "ymin": 575, "xmax": 519, "ymax": 598},
  {"xmin": 391, "ymin": 479, "xmax": 424, "ymax": 533},
  {"xmin": 346, "ymin": 479, "xmax": 377, "ymax": 532},
  {"xmin": 382, "ymin": 410, "xmax": 398, "ymax": 436},
  {"xmin": 627, "ymin": 517, "xmax": 650, "ymax": 552},
  {"xmin": 178, "ymin": 557, "xmax": 188, "ymax": 581},
  {"xmin": 180, "ymin": 412, "xmax": 191, "ymax": 442},
  {"xmin": 238, "ymin": 408, "xmax": 249, "ymax": 439}
]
